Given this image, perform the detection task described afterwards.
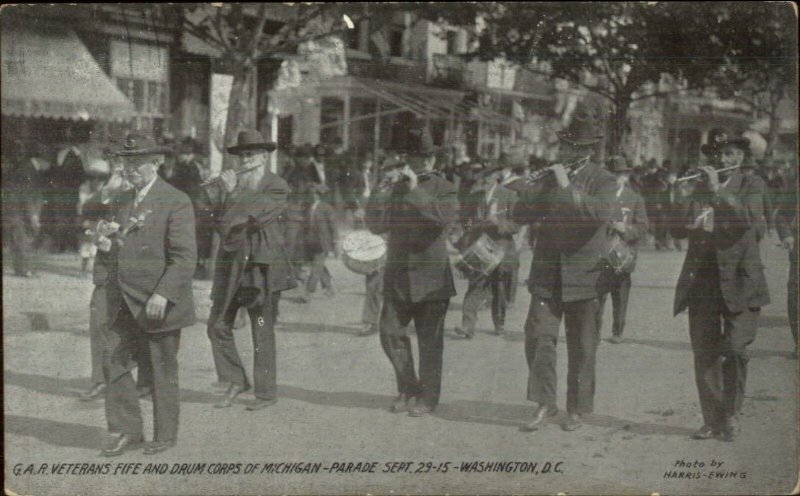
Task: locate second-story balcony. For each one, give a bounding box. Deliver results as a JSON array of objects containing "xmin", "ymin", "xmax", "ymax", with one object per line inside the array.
[{"xmin": 346, "ymin": 56, "xmax": 428, "ymax": 86}]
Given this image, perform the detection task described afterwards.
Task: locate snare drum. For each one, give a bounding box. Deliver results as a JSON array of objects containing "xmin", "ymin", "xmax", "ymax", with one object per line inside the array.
[
  {"xmin": 341, "ymin": 230, "xmax": 387, "ymax": 275},
  {"xmin": 455, "ymin": 233, "xmax": 505, "ymax": 278}
]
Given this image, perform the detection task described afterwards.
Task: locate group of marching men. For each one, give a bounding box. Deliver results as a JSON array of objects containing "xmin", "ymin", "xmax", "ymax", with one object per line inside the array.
[{"xmin": 83, "ymin": 97, "xmax": 797, "ymax": 457}]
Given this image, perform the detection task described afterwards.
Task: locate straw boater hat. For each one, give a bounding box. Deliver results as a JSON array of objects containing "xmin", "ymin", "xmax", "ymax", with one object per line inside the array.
[{"xmin": 227, "ymin": 130, "xmax": 277, "ymax": 156}]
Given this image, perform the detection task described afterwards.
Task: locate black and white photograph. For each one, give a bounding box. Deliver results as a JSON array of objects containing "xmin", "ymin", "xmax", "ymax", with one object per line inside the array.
[{"xmin": 2, "ymin": 3, "xmax": 798, "ymax": 495}]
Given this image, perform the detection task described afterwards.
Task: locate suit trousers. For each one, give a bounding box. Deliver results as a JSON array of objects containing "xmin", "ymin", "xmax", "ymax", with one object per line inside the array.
[
  {"xmin": 104, "ymin": 304, "xmax": 181, "ymax": 441},
  {"xmin": 90, "ymin": 285, "xmax": 152, "ymax": 388},
  {"xmin": 362, "ymin": 269, "xmax": 384, "ymax": 326},
  {"xmin": 524, "ymin": 295, "xmax": 600, "ymax": 415},
  {"xmin": 688, "ymin": 296, "xmax": 759, "ymax": 429},
  {"xmin": 207, "ymin": 292, "xmax": 280, "ymax": 400},
  {"xmin": 788, "ymin": 249, "xmax": 798, "ymax": 349},
  {"xmin": 380, "ymin": 298, "xmax": 449, "ymax": 408},
  {"xmin": 461, "ymin": 269, "xmax": 510, "ymax": 332},
  {"xmin": 306, "ymin": 253, "xmax": 332, "ymax": 292},
  {"xmin": 596, "ymin": 272, "xmax": 632, "ymax": 337}
]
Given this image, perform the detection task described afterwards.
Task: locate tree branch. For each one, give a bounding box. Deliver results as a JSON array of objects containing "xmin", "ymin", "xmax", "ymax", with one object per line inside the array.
[
  {"xmin": 249, "ymin": 3, "xmax": 269, "ymax": 59},
  {"xmin": 181, "ymin": 20, "xmax": 228, "ymax": 53}
]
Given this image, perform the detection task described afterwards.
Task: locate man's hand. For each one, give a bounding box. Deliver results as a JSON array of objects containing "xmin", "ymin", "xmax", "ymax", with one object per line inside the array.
[
  {"xmin": 550, "ymin": 163, "xmax": 571, "ymax": 189},
  {"xmin": 220, "ymin": 170, "xmax": 237, "ymax": 193},
  {"xmin": 104, "ymin": 168, "xmax": 126, "ymax": 193},
  {"xmin": 698, "ymin": 166, "xmax": 720, "ymax": 192},
  {"xmin": 145, "ymin": 293, "xmax": 168, "ymax": 320},
  {"xmin": 782, "ymin": 236, "xmax": 795, "ymax": 250},
  {"xmin": 402, "ymin": 165, "xmax": 418, "ymax": 190},
  {"xmin": 30, "ymin": 214, "xmax": 41, "ymax": 234},
  {"xmin": 610, "ymin": 221, "xmax": 627, "ymax": 234}
]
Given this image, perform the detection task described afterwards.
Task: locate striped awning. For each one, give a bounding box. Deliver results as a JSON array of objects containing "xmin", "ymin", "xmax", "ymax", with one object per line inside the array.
[{"xmin": 1, "ymin": 24, "xmax": 134, "ymax": 122}]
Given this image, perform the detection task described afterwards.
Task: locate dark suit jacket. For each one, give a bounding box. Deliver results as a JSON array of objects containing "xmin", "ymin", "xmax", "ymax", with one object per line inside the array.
[
  {"xmin": 510, "ymin": 161, "xmax": 617, "ymax": 302},
  {"xmin": 209, "ymin": 171, "xmax": 296, "ymax": 316},
  {"xmin": 672, "ymin": 171, "xmax": 770, "ymax": 315},
  {"xmin": 366, "ymin": 172, "xmax": 459, "ymax": 303},
  {"xmin": 305, "ymin": 201, "xmax": 338, "ymax": 256},
  {"xmin": 97, "ymin": 177, "xmax": 197, "ymax": 333}
]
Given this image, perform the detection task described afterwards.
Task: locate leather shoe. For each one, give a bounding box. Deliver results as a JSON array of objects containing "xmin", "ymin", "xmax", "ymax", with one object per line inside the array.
[
  {"xmin": 408, "ymin": 401, "xmax": 435, "ymax": 417},
  {"xmin": 609, "ymin": 335, "xmax": 624, "ymax": 344},
  {"xmin": 520, "ymin": 405, "xmax": 558, "ymax": 432},
  {"xmin": 100, "ymin": 433, "xmax": 143, "ymax": 457},
  {"xmin": 389, "ymin": 394, "xmax": 411, "ymax": 413},
  {"xmin": 690, "ymin": 425, "xmax": 719, "ymax": 440},
  {"xmin": 246, "ymin": 398, "xmax": 278, "ymax": 411},
  {"xmin": 214, "ymin": 383, "xmax": 247, "ymax": 409},
  {"xmin": 718, "ymin": 416, "xmax": 740, "ymax": 442},
  {"xmin": 492, "ymin": 325, "xmax": 505, "ymax": 336},
  {"xmin": 453, "ymin": 326, "xmax": 474, "ymax": 339},
  {"xmin": 562, "ymin": 413, "xmax": 583, "ymax": 431},
  {"xmin": 143, "ymin": 440, "xmax": 176, "ymax": 455},
  {"xmin": 357, "ymin": 324, "xmax": 378, "ymax": 337},
  {"xmin": 79, "ymin": 382, "xmax": 106, "ymax": 401}
]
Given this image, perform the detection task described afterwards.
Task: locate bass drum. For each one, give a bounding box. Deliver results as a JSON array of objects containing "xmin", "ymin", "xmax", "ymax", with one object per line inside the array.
[{"xmin": 341, "ymin": 230, "xmax": 386, "ymax": 275}]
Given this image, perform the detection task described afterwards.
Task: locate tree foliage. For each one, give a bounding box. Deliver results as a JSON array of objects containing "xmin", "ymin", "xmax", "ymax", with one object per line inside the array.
[
  {"xmin": 425, "ymin": 2, "xmax": 783, "ymax": 155},
  {"xmin": 705, "ymin": 2, "xmax": 797, "ymax": 157}
]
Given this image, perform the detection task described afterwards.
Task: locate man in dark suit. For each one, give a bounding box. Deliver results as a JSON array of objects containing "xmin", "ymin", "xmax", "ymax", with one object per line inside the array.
[
  {"xmin": 205, "ymin": 130, "xmax": 295, "ymax": 411},
  {"xmin": 454, "ymin": 162, "xmax": 520, "ymax": 338},
  {"xmin": 96, "ymin": 133, "xmax": 197, "ymax": 456},
  {"xmin": 596, "ymin": 156, "xmax": 649, "ymax": 344},
  {"xmin": 509, "ymin": 100, "xmax": 617, "ymax": 432},
  {"xmin": 304, "ymin": 183, "xmax": 338, "ymax": 297},
  {"xmin": 365, "ymin": 124, "xmax": 459, "ymax": 417},
  {"xmin": 673, "ymin": 130, "xmax": 770, "ymax": 442}
]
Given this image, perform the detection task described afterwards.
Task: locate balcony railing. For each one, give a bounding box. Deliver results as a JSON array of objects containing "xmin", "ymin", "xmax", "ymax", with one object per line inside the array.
[{"xmin": 347, "ymin": 57, "xmax": 427, "ymax": 85}]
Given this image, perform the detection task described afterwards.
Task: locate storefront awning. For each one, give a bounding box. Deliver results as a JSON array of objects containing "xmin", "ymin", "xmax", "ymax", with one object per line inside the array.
[
  {"xmin": 1, "ymin": 24, "xmax": 134, "ymax": 122},
  {"xmin": 352, "ymin": 77, "xmax": 512, "ymax": 127}
]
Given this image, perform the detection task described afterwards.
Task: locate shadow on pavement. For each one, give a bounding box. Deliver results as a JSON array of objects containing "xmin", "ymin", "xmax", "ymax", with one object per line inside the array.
[
  {"xmin": 279, "ymin": 385, "xmax": 395, "ymax": 411},
  {"xmin": 5, "ymin": 414, "xmax": 105, "ymax": 450},
  {"xmin": 278, "ymin": 322, "xmax": 360, "ymax": 336},
  {"xmin": 0, "ymin": 374, "xmax": 760, "ymax": 438},
  {"xmin": 619, "ymin": 337, "xmax": 794, "ymax": 359},
  {"xmin": 434, "ymin": 401, "xmax": 695, "ymax": 437}
]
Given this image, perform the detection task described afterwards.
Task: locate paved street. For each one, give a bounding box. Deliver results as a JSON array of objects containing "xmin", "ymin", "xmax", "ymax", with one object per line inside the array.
[{"xmin": 3, "ymin": 239, "xmax": 798, "ymax": 495}]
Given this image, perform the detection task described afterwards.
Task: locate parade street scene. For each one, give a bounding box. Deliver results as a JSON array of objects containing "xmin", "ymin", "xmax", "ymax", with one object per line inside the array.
[{"xmin": 2, "ymin": 3, "xmax": 798, "ymax": 496}]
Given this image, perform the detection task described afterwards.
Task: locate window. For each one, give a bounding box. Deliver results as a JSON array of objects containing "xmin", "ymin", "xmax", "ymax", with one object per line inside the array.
[
  {"xmin": 110, "ymin": 40, "xmax": 169, "ymax": 132},
  {"xmin": 446, "ymin": 30, "xmax": 458, "ymax": 55},
  {"xmin": 389, "ymin": 27, "xmax": 404, "ymax": 57},
  {"xmin": 320, "ymin": 97, "xmax": 345, "ymax": 146},
  {"xmin": 347, "ymin": 21, "xmax": 363, "ymax": 51}
]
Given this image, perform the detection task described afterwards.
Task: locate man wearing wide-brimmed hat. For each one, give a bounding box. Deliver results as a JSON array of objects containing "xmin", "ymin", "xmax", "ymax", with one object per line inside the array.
[
  {"xmin": 96, "ymin": 132, "xmax": 197, "ymax": 457},
  {"xmin": 365, "ymin": 122, "xmax": 459, "ymax": 417},
  {"xmin": 509, "ymin": 98, "xmax": 618, "ymax": 433},
  {"xmin": 204, "ymin": 129, "xmax": 295, "ymax": 412},
  {"xmin": 595, "ymin": 156, "xmax": 649, "ymax": 345},
  {"xmin": 672, "ymin": 128, "xmax": 770, "ymax": 442}
]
